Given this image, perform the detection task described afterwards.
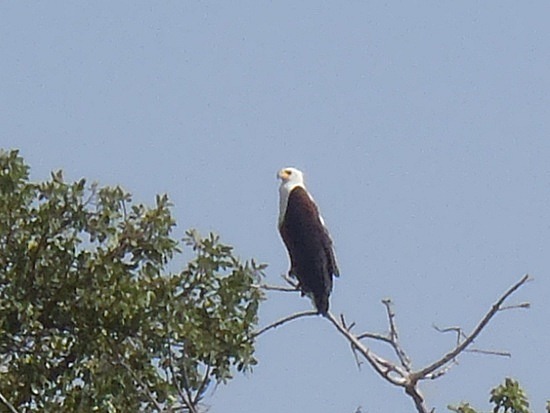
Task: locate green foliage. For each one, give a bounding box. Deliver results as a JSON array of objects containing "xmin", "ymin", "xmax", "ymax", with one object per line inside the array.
[
  {"xmin": 448, "ymin": 403, "xmax": 478, "ymax": 413},
  {"xmin": 0, "ymin": 149, "xmax": 265, "ymax": 412},
  {"xmin": 489, "ymin": 378, "xmax": 530, "ymax": 413},
  {"xmin": 448, "ymin": 378, "xmax": 536, "ymax": 413}
]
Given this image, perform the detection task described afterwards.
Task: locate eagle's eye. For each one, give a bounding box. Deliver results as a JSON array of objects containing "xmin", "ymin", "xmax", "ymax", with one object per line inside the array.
[{"xmin": 286, "ymin": 170, "xmax": 292, "ymax": 175}]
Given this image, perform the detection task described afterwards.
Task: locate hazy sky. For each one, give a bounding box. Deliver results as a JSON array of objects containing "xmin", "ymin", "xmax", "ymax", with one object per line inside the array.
[{"xmin": 2, "ymin": 2, "xmax": 549, "ymax": 412}]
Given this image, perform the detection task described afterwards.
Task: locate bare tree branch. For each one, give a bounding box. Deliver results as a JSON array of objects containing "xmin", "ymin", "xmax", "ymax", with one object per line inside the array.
[
  {"xmin": 282, "ymin": 273, "xmax": 299, "ymax": 288},
  {"xmin": 500, "ymin": 302, "xmax": 530, "ymax": 311},
  {"xmin": 179, "ymin": 353, "xmax": 200, "ymax": 413},
  {"xmin": 433, "ymin": 325, "xmax": 464, "ymax": 340},
  {"xmin": 412, "ymin": 274, "xmax": 531, "ymax": 381},
  {"xmin": 354, "ymin": 301, "xmax": 413, "ymax": 371},
  {"xmin": 357, "ymin": 331, "xmax": 393, "ymax": 343},
  {"xmin": 108, "ymin": 337, "xmax": 172, "ymax": 412},
  {"xmin": 405, "ymin": 384, "xmax": 430, "ymax": 413},
  {"xmin": 252, "ymin": 283, "xmax": 299, "ymax": 292},
  {"xmin": 251, "ymin": 271, "xmax": 302, "ymax": 294},
  {"xmin": 433, "ymin": 325, "xmax": 511, "ymax": 358},
  {"xmin": 167, "ymin": 334, "xmax": 189, "ymax": 410},
  {"xmin": 118, "ymin": 358, "xmax": 166, "ymax": 412},
  {"xmin": 327, "ymin": 275, "xmax": 528, "ymax": 413},
  {"xmin": 382, "ymin": 299, "xmax": 412, "ymax": 371},
  {"xmin": 432, "ymin": 325, "xmax": 465, "ymax": 353},
  {"xmin": 261, "ymin": 269, "xmax": 530, "ymax": 413},
  {"xmin": 340, "ymin": 314, "xmax": 364, "ymax": 370},
  {"xmin": 325, "ymin": 311, "xmax": 408, "ymax": 386},
  {"xmin": 465, "ymin": 348, "xmax": 511, "ymax": 357},
  {"xmin": 253, "ymin": 310, "xmax": 318, "ymax": 337},
  {"xmin": 0, "ymin": 391, "xmax": 19, "ymax": 413},
  {"xmin": 424, "ymin": 360, "xmax": 457, "ymax": 381},
  {"xmin": 193, "ymin": 356, "xmax": 213, "ymax": 406}
]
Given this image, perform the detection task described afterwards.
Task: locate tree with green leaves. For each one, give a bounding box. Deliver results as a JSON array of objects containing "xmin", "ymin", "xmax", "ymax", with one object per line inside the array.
[
  {"xmin": 1, "ymin": 149, "xmax": 547, "ymax": 413},
  {"xmin": 449, "ymin": 377, "xmax": 549, "ymax": 413},
  {"xmin": 0, "ymin": 149, "xmax": 265, "ymax": 412}
]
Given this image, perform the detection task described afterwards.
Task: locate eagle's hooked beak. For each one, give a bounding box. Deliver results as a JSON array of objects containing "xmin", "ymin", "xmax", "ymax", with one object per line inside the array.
[{"xmin": 277, "ymin": 169, "xmax": 290, "ymax": 181}]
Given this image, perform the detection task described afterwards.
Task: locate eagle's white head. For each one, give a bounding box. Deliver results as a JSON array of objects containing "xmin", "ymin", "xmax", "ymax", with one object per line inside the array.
[
  {"xmin": 277, "ymin": 167, "xmax": 307, "ymax": 225},
  {"xmin": 278, "ymin": 167, "xmax": 305, "ymax": 188}
]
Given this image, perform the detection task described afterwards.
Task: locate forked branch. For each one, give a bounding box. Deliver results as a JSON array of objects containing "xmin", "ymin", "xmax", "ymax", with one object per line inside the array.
[
  {"xmin": 257, "ymin": 274, "xmax": 531, "ymax": 413},
  {"xmin": 413, "ymin": 274, "xmax": 531, "ymax": 381},
  {"xmin": 325, "ymin": 311, "xmax": 408, "ymax": 386}
]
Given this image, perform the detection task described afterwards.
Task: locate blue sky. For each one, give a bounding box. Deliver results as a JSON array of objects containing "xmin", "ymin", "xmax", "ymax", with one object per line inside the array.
[{"xmin": 2, "ymin": 2, "xmax": 549, "ymax": 412}]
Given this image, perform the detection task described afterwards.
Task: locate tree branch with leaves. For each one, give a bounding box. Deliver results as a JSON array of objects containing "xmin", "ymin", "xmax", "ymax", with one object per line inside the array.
[{"xmin": 0, "ymin": 149, "xmax": 266, "ymax": 413}]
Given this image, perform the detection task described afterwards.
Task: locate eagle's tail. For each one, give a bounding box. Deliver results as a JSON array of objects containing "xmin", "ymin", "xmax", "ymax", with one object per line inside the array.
[{"xmin": 314, "ymin": 293, "xmax": 329, "ymax": 316}]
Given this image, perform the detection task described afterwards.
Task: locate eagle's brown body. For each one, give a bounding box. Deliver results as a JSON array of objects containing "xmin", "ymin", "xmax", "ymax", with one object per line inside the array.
[{"xmin": 278, "ymin": 170, "xmax": 339, "ymax": 315}]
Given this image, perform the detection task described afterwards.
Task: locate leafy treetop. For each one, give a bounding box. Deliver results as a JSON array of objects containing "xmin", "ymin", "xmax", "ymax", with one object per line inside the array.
[{"xmin": 0, "ymin": 149, "xmax": 265, "ymax": 413}]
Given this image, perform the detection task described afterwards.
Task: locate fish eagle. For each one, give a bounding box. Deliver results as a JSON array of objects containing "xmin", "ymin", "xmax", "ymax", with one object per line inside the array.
[{"xmin": 277, "ymin": 167, "xmax": 339, "ymax": 315}]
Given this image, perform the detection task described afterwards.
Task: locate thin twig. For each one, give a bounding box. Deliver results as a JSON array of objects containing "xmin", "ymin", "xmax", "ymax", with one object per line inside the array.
[
  {"xmin": 382, "ymin": 299, "xmax": 412, "ymax": 371},
  {"xmin": 109, "ymin": 337, "xmax": 169, "ymax": 412},
  {"xmin": 412, "ymin": 274, "xmax": 531, "ymax": 381},
  {"xmin": 433, "ymin": 325, "xmax": 465, "ymax": 348},
  {"xmin": 0, "ymin": 391, "xmax": 19, "ymax": 413},
  {"xmin": 179, "ymin": 352, "xmax": 200, "ymax": 413},
  {"xmin": 465, "ymin": 348, "xmax": 511, "ymax": 357},
  {"xmin": 432, "ymin": 325, "xmax": 464, "ymax": 335},
  {"xmin": 282, "ymin": 273, "xmax": 299, "ymax": 288},
  {"xmin": 167, "ymin": 333, "xmax": 188, "ymax": 408},
  {"xmin": 325, "ymin": 311, "xmax": 407, "ymax": 386},
  {"xmin": 193, "ymin": 357, "xmax": 213, "ymax": 406},
  {"xmin": 119, "ymin": 359, "xmax": 165, "ymax": 412},
  {"xmin": 252, "ymin": 283, "xmax": 299, "ymax": 292},
  {"xmin": 424, "ymin": 361, "xmax": 457, "ymax": 380},
  {"xmin": 500, "ymin": 302, "xmax": 530, "ymax": 311},
  {"xmin": 340, "ymin": 314, "xmax": 363, "ymax": 370},
  {"xmin": 433, "ymin": 325, "xmax": 511, "ymax": 358},
  {"xmin": 254, "ymin": 310, "xmax": 318, "ymax": 337},
  {"xmin": 357, "ymin": 331, "xmax": 393, "ymax": 343}
]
